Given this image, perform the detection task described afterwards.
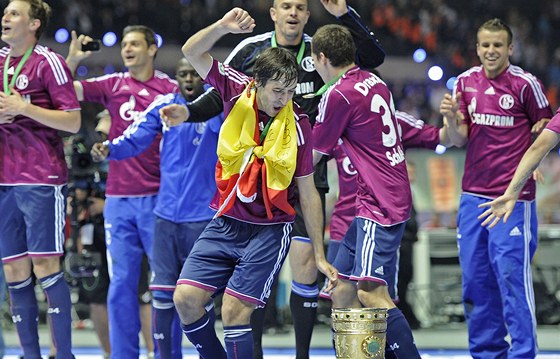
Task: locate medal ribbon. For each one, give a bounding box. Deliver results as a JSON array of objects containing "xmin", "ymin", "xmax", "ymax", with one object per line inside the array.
[{"xmin": 3, "ymin": 46, "xmax": 33, "ymax": 95}]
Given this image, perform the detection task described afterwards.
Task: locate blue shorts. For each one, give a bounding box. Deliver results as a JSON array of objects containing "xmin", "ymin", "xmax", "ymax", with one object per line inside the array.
[
  {"xmin": 0, "ymin": 185, "xmax": 67, "ymax": 261},
  {"xmin": 177, "ymin": 216, "xmax": 292, "ymax": 307},
  {"xmin": 333, "ymin": 217, "xmax": 404, "ymax": 300},
  {"xmin": 149, "ymin": 217, "xmax": 210, "ymax": 295},
  {"xmin": 332, "ymin": 219, "xmax": 358, "ymax": 280},
  {"xmin": 319, "ymin": 239, "xmax": 343, "ymax": 300}
]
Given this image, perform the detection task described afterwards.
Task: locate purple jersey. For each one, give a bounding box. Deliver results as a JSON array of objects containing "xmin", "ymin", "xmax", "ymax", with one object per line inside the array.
[
  {"xmin": 314, "ymin": 67, "xmax": 410, "ymax": 225},
  {"xmin": 205, "ymin": 60, "xmax": 314, "ymax": 224},
  {"xmin": 80, "ymin": 72, "xmax": 177, "ymax": 196},
  {"xmin": 545, "ymin": 107, "xmax": 560, "ymax": 134},
  {"xmin": 329, "ymin": 111, "xmax": 440, "ymax": 238},
  {"xmin": 397, "ymin": 110, "xmax": 440, "ymax": 149},
  {"xmin": 329, "ymin": 145, "xmax": 357, "ymax": 240},
  {"xmin": 454, "ymin": 64, "xmax": 552, "ymax": 200},
  {"xmin": 0, "ymin": 45, "xmax": 80, "ymax": 185}
]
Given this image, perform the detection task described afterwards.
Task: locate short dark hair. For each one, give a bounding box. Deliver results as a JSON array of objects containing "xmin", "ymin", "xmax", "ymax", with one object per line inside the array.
[
  {"xmin": 123, "ymin": 25, "xmax": 156, "ymax": 47},
  {"xmin": 477, "ymin": 18, "xmax": 513, "ymax": 46},
  {"xmin": 253, "ymin": 47, "xmax": 298, "ymax": 88},
  {"xmin": 11, "ymin": 0, "xmax": 52, "ymax": 40},
  {"xmin": 122, "ymin": 25, "xmax": 158, "ymax": 58},
  {"xmin": 311, "ymin": 24, "xmax": 355, "ymax": 68}
]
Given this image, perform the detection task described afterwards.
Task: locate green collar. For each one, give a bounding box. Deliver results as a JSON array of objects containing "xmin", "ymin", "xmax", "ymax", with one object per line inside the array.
[{"xmin": 271, "ymin": 32, "xmax": 306, "ymax": 65}]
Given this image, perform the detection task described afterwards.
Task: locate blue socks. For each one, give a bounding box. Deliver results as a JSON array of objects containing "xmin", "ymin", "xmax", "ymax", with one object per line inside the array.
[
  {"xmin": 40, "ymin": 271, "xmax": 73, "ymax": 359},
  {"xmin": 155, "ymin": 297, "xmax": 216, "ymax": 359},
  {"xmin": 181, "ymin": 311, "xmax": 226, "ymax": 359},
  {"xmin": 8, "ymin": 277, "xmax": 41, "ymax": 359},
  {"xmin": 181, "ymin": 311, "xmax": 252, "ymax": 359},
  {"xmin": 385, "ymin": 307, "xmax": 421, "ymax": 358},
  {"xmin": 224, "ymin": 325, "xmax": 253, "ymax": 359},
  {"xmin": 153, "ymin": 298, "xmax": 181, "ymax": 359}
]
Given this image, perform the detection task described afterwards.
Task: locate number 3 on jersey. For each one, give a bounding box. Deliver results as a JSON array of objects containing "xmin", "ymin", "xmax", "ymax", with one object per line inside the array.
[
  {"xmin": 371, "ymin": 93, "xmax": 401, "ymax": 147},
  {"xmin": 371, "ymin": 93, "xmax": 405, "ymax": 166}
]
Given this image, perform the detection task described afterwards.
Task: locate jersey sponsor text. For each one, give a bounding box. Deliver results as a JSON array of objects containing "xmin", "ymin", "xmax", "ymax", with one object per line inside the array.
[
  {"xmin": 296, "ymin": 81, "xmax": 314, "ymax": 95},
  {"xmin": 471, "ymin": 113, "xmax": 514, "ymax": 127}
]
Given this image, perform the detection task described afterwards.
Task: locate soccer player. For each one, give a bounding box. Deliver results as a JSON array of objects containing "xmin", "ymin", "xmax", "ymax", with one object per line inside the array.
[
  {"xmin": 165, "ymin": 8, "xmax": 337, "ymax": 359},
  {"xmin": 184, "ymin": 1, "xmax": 384, "ymax": 356},
  {"xmin": 322, "ymin": 113, "xmax": 453, "ymax": 354},
  {"xmin": 91, "ymin": 58, "xmax": 222, "ymax": 359},
  {"xmin": 321, "ymin": 111, "xmax": 451, "ymax": 298},
  {"xmin": 0, "ymin": 0, "xmax": 81, "ymax": 358},
  {"xmin": 311, "ymin": 24, "xmax": 421, "ymax": 358},
  {"xmin": 479, "ymin": 107, "xmax": 560, "ymax": 226},
  {"xmin": 440, "ymin": 18, "xmax": 552, "ymax": 358},
  {"xmin": 66, "ymin": 25, "xmax": 178, "ymax": 358}
]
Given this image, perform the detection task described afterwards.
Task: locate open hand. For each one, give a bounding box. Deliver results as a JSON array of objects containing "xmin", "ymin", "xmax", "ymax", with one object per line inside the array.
[{"xmin": 477, "ymin": 194, "xmax": 516, "ymax": 228}]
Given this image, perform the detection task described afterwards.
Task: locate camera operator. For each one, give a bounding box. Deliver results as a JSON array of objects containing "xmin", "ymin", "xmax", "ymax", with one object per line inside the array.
[{"xmin": 70, "ymin": 178, "xmax": 110, "ymax": 359}]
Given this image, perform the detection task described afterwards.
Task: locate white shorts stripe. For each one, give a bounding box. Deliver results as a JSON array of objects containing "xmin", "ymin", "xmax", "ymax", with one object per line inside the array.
[
  {"xmin": 523, "ymin": 202, "xmax": 538, "ymax": 351},
  {"xmin": 260, "ymin": 223, "xmax": 292, "ymax": 303},
  {"xmin": 360, "ymin": 219, "xmax": 376, "ymax": 277},
  {"xmin": 54, "ymin": 185, "xmax": 65, "ymax": 253}
]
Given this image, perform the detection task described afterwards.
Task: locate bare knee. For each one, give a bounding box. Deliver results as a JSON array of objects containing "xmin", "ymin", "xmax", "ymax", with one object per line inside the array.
[
  {"xmin": 4, "ymin": 256, "xmax": 59, "ymax": 282},
  {"xmin": 357, "ymin": 284, "xmax": 395, "ymax": 309},
  {"xmin": 3, "ymin": 257, "xmax": 33, "ymax": 282},
  {"xmin": 289, "ymin": 241, "xmax": 317, "ymax": 283},
  {"xmin": 221, "ymin": 295, "xmax": 255, "ymax": 327},
  {"xmin": 173, "ymin": 285, "xmax": 209, "ymax": 324},
  {"xmin": 331, "ymin": 280, "xmax": 359, "ymax": 308},
  {"xmin": 357, "ymin": 288, "xmax": 374, "ymax": 306},
  {"xmin": 32, "ymin": 256, "xmax": 61, "ymax": 278}
]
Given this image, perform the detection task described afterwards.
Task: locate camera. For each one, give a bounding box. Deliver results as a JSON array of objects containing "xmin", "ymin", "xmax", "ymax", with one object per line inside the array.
[
  {"xmin": 65, "ymin": 251, "xmax": 102, "ymax": 278},
  {"xmin": 81, "ymin": 40, "xmax": 101, "ymax": 52},
  {"xmin": 69, "ymin": 135, "xmax": 94, "ymax": 180}
]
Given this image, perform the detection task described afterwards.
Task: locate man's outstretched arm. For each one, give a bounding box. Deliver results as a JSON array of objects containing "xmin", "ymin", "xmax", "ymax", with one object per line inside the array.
[
  {"xmin": 182, "ymin": 8, "xmax": 255, "ymax": 80},
  {"xmin": 321, "ymin": 0, "xmax": 385, "ymax": 69}
]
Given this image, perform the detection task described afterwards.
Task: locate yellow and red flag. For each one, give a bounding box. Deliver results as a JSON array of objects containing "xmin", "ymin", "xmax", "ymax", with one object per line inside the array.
[{"xmin": 215, "ymin": 81, "xmax": 297, "ymax": 219}]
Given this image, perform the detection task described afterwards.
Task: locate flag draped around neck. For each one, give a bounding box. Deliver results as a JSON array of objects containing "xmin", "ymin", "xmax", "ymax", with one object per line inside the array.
[{"xmin": 215, "ymin": 81, "xmax": 298, "ymax": 219}]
